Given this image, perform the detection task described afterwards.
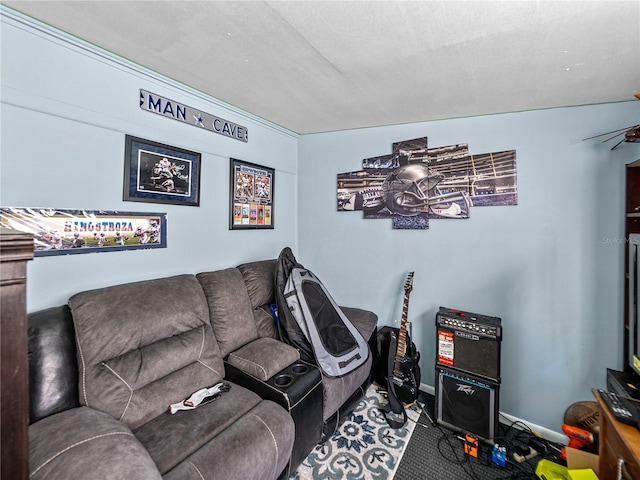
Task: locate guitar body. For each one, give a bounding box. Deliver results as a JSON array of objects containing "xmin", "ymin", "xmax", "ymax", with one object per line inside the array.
[
  {"xmin": 382, "ymin": 272, "xmax": 421, "ymax": 429},
  {"xmin": 390, "ymin": 330, "xmax": 421, "ymax": 405}
]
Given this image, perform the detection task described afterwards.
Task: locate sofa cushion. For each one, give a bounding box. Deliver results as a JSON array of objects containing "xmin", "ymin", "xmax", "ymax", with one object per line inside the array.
[
  {"xmin": 237, "ymin": 259, "xmax": 277, "ymax": 308},
  {"xmin": 30, "ymin": 407, "xmax": 162, "ymax": 480},
  {"xmin": 197, "ymin": 268, "xmax": 259, "ymax": 356},
  {"xmin": 162, "ymin": 399, "xmax": 295, "ymax": 480},
  {"xmin": 133, "ymin": 381, "xmax": 263, "ymax": 474},
  {"xmin": 254, "ymin": 305, "xmax": 278, "ymax": 338},
  {"xmin": 69, "ymin": 275, "xmax": 224, "ymax": 429},
  {"xmin": 227, "ymin": 337, "xmax": 300, "ymax": 381}
]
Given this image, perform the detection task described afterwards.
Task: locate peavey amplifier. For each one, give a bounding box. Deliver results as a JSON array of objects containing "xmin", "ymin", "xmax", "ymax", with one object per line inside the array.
[
  {"xmin": 435, "ymin": 366, "xmax": 500, "ymax": 441},
  {"xmin": 436, "ymin": 307, "xmax": 502, "ymax": 383}
]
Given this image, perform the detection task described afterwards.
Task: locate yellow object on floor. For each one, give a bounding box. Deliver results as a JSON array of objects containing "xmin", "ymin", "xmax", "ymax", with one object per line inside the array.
[
  {"xmin": 568, "ymin": 469, "xmax": 598, "ymax": 480},
  {"xmin": 535, "ymin": 459, "xmax": 599, "ymax": 480},
  {"xmin": 535, "ymin": 459, "xmax": 569, "ymax": 480}
]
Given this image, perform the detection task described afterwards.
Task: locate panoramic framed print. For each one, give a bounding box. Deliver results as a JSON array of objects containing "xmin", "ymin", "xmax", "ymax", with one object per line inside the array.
[
  {"xmin": 229, "ymin": 158, "xmax": 274, "ymax": 230},
  {"xmin": 124, "ymin": 135, "xmax": 201, "ymax": 206},
  {"xmin": 0, "ymin": 207, "xmax": 167, "ymax": 257}
]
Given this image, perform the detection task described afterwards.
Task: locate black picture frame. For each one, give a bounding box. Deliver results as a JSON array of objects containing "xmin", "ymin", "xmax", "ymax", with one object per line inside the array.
[
  {"xmin": 124, "ymin": 135, "xmax": 201, "ymax": 206},
  {"xmin": 229, "ymin": 158, "xmax": 274, "ymax": 230},
  {"xmin": 0, "ymin": 207, "xmax": 167, "ymax": 257}
]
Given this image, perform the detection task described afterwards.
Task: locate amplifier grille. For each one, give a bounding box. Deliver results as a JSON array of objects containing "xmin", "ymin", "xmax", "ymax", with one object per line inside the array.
[{"xmin": 435, "ymin": 366, "xmax": 499, "ymax": 441}]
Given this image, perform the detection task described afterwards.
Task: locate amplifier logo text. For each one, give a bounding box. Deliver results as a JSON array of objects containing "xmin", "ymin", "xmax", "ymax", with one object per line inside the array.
[
  {"xmin": 456, "ymin": 331, "xmax": 480, "ymax": 341},
  {"xmin": 457, "ymin": 384, "xmax": 475, "ymax": 395}
]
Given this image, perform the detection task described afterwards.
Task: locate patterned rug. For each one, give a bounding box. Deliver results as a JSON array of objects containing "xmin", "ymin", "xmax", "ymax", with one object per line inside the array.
[{"xmin": 290, "ymin": 385, "xmax": 420, "ymax": 480}]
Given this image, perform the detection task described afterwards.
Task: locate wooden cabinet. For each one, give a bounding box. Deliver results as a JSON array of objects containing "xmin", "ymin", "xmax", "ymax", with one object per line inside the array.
[
  {"xmin": 594, "ymin": 390, "xmax": 640, "ymax": 480},
  {"xmin": 0, "ymin": 228, "xmax": 34, "ymax": 480}
]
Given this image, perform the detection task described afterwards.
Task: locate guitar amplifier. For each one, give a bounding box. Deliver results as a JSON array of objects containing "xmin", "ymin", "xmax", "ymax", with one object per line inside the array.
[
  {"xmin": 436, "ymin": 307, "xmax": 502, "ymax": 383},
  {"xmin": 435, "ymin": 366, "xmax": 500, "ymax": 441}
]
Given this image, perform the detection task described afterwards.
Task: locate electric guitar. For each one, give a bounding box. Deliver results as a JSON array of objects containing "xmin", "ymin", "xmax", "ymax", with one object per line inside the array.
[{"xmin": 390, "ymin": 272, "xmax": 420, "ymax": 406}]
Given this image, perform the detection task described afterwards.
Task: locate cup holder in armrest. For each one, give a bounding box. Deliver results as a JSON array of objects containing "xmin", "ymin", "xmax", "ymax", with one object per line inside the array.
[
  {"xmin": 274, "ymin": 374, "xmax": 293, "ymax": 387},
  {"xmin": 273, "ymin": 362, "xmax": 310, "ymax": 386},
  {"xmin": 267, "ymin": 361, "xmax": 321, "ymax": 394},
  {"xmin": 291, "ymin": 363, "xmax": 308, "ymax": 374}
]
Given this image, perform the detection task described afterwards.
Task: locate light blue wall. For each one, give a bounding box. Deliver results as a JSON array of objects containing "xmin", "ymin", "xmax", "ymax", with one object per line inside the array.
[
  {"xmin": 1, "ymin": 10, "xmax": 298, "ymax": 312},
  {"xmin": 3, "ymin": 8, "xmax": 640, "ymax": 433},
  {"xmin": 297, "ymin": 101, "xmax": 640, "ymax": 431}
]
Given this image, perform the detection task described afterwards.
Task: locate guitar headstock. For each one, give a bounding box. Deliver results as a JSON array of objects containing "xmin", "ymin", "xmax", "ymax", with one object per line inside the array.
[{"xmin": 404, "ymin": 272, "xmax": 414, "ymax": 294}]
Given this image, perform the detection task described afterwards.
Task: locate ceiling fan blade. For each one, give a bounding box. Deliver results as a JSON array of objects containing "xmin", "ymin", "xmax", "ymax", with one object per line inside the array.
[
  {"xmin": 601, "ymin": 131, "xmax": 627, "ymax": 143},
  {"xmin": 583, "ymin": 126, "xmax": 638, "ymax": 141},
  {"xmin": 610, "ymin": 137, "xmax": 627, "ymax": 150}
]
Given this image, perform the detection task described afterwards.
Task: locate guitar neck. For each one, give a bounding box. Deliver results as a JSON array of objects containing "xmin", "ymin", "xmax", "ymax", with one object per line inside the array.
[{"xmin": 393, "ymin": 291, "xmax": 411, "ymax": 374}]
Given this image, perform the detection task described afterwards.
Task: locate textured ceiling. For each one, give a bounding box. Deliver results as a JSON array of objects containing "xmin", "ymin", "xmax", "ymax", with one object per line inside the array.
[{"xmin": 3, "ymin": 1, "xmax": 640, "ymax": 134}]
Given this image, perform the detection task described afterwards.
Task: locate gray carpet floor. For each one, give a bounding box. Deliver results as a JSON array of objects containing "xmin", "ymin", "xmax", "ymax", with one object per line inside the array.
[{"xmin": 393, "ymin": 391, "xmax": 570, "ymax": 480}]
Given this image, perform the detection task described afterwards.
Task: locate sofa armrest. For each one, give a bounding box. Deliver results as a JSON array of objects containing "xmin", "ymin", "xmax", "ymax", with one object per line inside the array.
[
  {"xmin": 30, "ymin": 407, "xmax": 162, "ymax": 480},
  {"xmin": 227, "ymin": 337, "xmax": 300, "ymax": 381},
  {"xmin": 28, "ymin": 305, "xmax": 80, "ymax": 424},
  {"xmin": 340, "ymin": 306, "xmax": 378, "ymax": 341}
]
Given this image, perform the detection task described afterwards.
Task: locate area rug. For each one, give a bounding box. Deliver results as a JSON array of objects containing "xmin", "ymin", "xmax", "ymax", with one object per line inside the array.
[{"xmin": 290, "ymin": 385, "xmax": 420, "ymax": 480}]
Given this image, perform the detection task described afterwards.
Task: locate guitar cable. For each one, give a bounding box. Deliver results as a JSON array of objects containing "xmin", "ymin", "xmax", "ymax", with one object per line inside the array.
[
  {"xmin": 409, "ymin": 398, "xmax": 435, "ymax": 429},
  {"xmin": 409, "ymin": 397, "xmax": 542, "ymax": 479},
  {"xmin": 378, "ymin": 383, "xmax": 541, "ymax": 479}
]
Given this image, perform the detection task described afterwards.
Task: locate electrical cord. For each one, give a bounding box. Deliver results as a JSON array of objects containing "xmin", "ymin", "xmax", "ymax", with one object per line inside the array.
[
  {"xmin": 407, "ymin": 399, "xmax": 435, "ymax": 429},
  {"xmin": 400, "ymin": 399, "xmax": 484, "ymax": 479},
  {"xmin": 409, "ymin": 400, "xmax": 487, "ymax": 479},
  {"xmin": 498, "ymin": 414, "xmax": 566, "ymax": 463},
  {"xmin": 409, "ymin": 400, "xmax": 549, "ymax": 479},
  {"xmin": 382, "ymin": 391, "xmax": 562, "ymax": 479}
]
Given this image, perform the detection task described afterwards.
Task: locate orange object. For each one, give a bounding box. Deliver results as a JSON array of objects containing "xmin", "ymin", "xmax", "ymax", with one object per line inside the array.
[
  {"xmin": 561, "ymin": 424, "xmax": 594, "ymax": 460},
  {"xmin": 464, "ymin": 434, "xmax": 479, "ymax": 458}
]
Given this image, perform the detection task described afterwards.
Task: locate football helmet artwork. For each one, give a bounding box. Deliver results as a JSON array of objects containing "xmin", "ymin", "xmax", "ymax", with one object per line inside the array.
[
  {"xmin": 337, "ymin": 136, "xmax": 517, "ymax": 229},
  {"xmin": 381, "ymin": 164, "xmax": 471, "ymax": 218}
]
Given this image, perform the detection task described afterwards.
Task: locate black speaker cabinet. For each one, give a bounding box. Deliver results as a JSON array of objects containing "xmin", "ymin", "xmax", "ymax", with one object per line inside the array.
[
  {"xmin": 435, "ymin": 366, "xmax": 499, "ymax": 441},
  {"xmin": 436, "ymin": 306, "xmax": 502, "ymax": 382}
]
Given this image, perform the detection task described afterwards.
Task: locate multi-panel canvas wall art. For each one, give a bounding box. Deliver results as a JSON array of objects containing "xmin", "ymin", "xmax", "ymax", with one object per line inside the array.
[{"xmin": 337, "ymin": 137, "xmax": 517, "ymax": 230}]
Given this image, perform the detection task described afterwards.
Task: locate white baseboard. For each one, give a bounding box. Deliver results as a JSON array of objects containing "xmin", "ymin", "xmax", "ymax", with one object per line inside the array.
[
  {"xmin": 419, "ymin": 383, "xmax": 567, "ymax": 446},
  {"xmin": 420, "ymin": 382, "xmax": 435, "ymax": 396}
]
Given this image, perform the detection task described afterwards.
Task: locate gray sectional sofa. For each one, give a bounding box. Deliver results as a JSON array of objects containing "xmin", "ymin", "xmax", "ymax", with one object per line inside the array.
[{"xmin": 27, "ymin": 257, "xmax": 378, "ymax": 479}]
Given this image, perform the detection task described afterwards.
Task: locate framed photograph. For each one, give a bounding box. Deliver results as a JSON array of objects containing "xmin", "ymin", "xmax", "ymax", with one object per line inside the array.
[
  {"xmin": 124, "ymin": 135, "xmax": 201, "ymax": 206},
  {"xmin": 229, "ymin": 158, "xmax": 274, "ymax": 230},
  {"xmin": 0, "ymin": 207, "xmax": 167, "ymax": 257}
]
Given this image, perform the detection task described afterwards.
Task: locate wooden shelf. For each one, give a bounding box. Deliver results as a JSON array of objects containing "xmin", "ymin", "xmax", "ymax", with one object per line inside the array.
[{"xmin": 593, "ymin": 389, "xmax": 640, "ymax": 480}]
